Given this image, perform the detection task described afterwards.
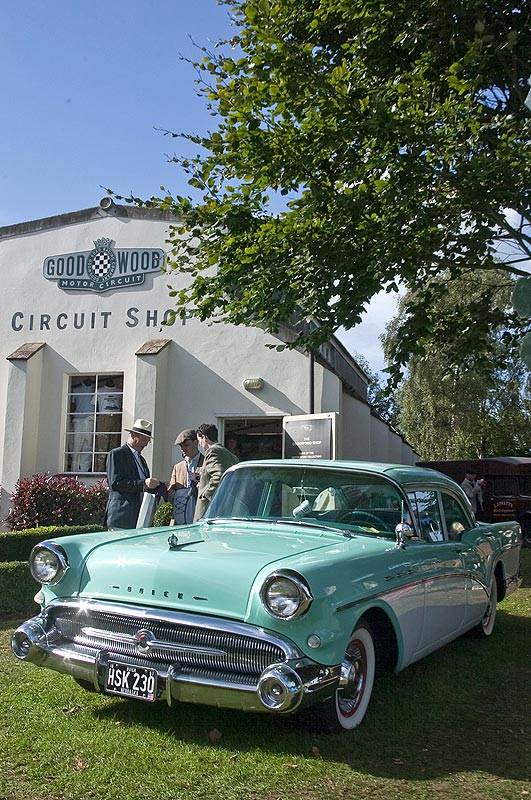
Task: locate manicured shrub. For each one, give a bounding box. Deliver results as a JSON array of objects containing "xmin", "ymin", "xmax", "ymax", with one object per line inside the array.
[
  {"xmin": 0, "ymin": 561, "xmax": 39, "ymax": 617},
  {"xmin": 6, "ymin": 473, "xmax": 108, "ymax": 530},
  {"xmin": 0, "ymin": 525, "xmax": 106, "ymax": 563},
  {"xmin": 153, "ymin": 501, "xmax": 173, "ymax": 526},
  {"xmin": 0, "ymin": 523, "xmax": 107, "ymax": 617}
]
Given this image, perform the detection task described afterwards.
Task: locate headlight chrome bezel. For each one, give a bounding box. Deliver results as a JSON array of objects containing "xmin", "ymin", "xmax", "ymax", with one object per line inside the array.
[
  {"xmin": 260, "ymin": 570, "xmax": 313, "ymax": 620},
  {"xmin": 29, "ymin": 541, "xmax": 69, "ymax": 586}
]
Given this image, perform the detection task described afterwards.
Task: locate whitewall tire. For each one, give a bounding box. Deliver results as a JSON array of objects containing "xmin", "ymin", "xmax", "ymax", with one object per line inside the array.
[{"xmin": 321, "ymin": 620, "xmax": 376, "ymax": 731}]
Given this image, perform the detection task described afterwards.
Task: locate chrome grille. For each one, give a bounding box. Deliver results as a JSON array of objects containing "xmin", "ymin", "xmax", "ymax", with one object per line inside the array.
[{"xmin": 50, "ymin": 605, "xmax": 286, "ymax": 681}]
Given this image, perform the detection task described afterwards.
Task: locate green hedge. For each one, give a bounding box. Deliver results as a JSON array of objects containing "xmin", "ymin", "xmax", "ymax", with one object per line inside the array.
[
  {"xmin": 0, "ymin": 561, "xmax": 40, "ymax": 617},
  {"xmin": 0, "ymin": 524, "xmax": 106, "ymax": 563},
  {"xmin": 0, "ymin": 524, "xmax": 106, "ymax": 618}
]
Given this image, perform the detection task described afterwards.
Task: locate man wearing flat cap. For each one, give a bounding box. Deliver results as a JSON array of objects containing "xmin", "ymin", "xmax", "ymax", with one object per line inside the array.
[
  {"xmin": 167, "ymin": 429, "xmax": 204, "ymax": 525},
  {"xmin": 104, "ymin": 419, "xmax": 161, "ymax": 529}
]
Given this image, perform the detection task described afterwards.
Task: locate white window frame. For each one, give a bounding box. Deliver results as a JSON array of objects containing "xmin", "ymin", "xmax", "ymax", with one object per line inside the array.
[{"xmin": 64, "ymin": 373, "xmax": 124, "ymax": 474}]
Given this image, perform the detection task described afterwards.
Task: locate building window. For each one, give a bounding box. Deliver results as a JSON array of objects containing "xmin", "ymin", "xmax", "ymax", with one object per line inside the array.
[{"xmin": 65, "ymin": 374, "xmax": 123, "ymax": 474}]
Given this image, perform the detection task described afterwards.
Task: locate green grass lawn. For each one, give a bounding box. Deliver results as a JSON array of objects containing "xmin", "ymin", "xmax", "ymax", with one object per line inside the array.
[{"xmin": 1, "ymin": 551, "xmax": 530, "ymax": 800}]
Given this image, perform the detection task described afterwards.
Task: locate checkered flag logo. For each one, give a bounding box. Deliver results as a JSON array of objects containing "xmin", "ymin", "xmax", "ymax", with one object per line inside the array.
[{"xmin": 87, "ymin": 238, "xmax": 116, "ymax": 282}]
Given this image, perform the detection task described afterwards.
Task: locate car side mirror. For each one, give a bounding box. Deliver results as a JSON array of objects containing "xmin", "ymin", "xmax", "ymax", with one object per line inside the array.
[{"xmin": 395, "ymin": 522, "xmax": 413, "ymax": 549}]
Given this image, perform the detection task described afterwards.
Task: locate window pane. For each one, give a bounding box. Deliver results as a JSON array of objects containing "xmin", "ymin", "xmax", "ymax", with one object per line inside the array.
[
  {"xmin": 96, "ymin": 413, "xmax": 121, "ymax": 432},
  {"xmin": 95, "ymin": 375, "xmax": 123, "ymax": 412},
  {"xmin": 95, "ymin": 432, "xmax": 121, "ymax": 452},
  {"xmin": 65, "ymin": 374, "xmax": 123, "ymax": 474},
  {"xmin": 440, "ymin": 493, "xmax": 470, "ymax": 540},
  {"xmin": 407, "ymin": 490, "xmax": 443, "ymax": 542},
  {"xmin": 94, "ymin": 453, "xmax": 107, "ymax": 473}
]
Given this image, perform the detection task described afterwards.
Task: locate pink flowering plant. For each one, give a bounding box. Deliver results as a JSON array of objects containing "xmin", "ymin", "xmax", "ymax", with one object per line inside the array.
[{"xmin": 6, "ymin": 473, "xmax": 108, "ymax": 530}]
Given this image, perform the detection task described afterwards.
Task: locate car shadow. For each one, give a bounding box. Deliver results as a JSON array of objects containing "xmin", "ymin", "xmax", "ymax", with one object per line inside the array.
[{"xmin": 92, "ymin": 609, "xmax": 530, "ymax": 783}]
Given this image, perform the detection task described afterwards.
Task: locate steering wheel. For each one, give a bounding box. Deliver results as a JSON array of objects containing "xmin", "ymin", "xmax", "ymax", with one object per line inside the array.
[{"xmin": 336, "ymin": 510, "xmax": 388, "ymax": 529}]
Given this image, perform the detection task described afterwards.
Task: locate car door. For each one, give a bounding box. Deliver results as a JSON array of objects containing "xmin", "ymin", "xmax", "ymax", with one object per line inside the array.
[
  {"xmin": 439, "ymin": 490, "xmax": 490, "ymax": 627},
  {"xmin": 406, "ymin": 489, "xmax": 467, "ymax": 657}
]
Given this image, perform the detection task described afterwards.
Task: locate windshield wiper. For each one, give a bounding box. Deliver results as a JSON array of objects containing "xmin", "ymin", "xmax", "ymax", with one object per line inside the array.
[
  {"xmin": 204, "ymin": 517, "xmax": 356, "ymax": 537},
  {"xmin": 272, "ymin": 519, "xmax": 356, "ymax": 538},
  {"xmin": 204, "ymin": 516, "xmax": 272, "ymax": 524}
]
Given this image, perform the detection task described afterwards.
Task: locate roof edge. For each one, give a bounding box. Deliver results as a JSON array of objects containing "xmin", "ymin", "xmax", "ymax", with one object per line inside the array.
[{"xmin": 0, "ymin": 201, "xmax": 180, "ymax": 240}]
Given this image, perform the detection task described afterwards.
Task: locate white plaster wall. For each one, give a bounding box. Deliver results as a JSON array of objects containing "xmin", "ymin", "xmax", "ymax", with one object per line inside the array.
[
  {"xmin": 318, "ymin": 362, "xmax": 341, "ymax": 414},
  {"xmin": 0, "ymin": 208, "xmax": 419, "ymax": 527},
  {"xmin": 370, "ymin": 415, "xmax": 390, "ymax": 462},
  {"xmin": 401, "ymin": 442, "xmax": 419, "ymax": 466},
  {"xmin": 388, "ymin": 430, "xmax": 404, "ymax": 464},
  {"xmin": 339, "ymin": 392, "xmax": 371, "ymax": 459},
  {"xmin": 3, "ymin": 360, "xmax": 32, "ymax": 488},
  {"xmin": 0, "ymin": 212, "xmax": 338, "ymax": 523}
]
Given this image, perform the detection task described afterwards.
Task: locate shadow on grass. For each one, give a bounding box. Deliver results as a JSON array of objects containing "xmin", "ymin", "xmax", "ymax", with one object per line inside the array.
[{"xmin": 90, "ymin": 609, "xmax": 530, "ymax": 783}]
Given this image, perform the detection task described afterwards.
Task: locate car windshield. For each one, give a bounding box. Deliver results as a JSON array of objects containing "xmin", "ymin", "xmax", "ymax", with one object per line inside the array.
[{"xmin": 205, "ymin": 465, "xmax": 405, "ymax": 538}]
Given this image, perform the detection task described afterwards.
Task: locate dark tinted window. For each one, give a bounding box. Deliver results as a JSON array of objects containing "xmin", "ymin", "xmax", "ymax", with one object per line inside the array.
[{"xmin": 490, "ymin": 476, "xmax": 519, "ymax": 496}]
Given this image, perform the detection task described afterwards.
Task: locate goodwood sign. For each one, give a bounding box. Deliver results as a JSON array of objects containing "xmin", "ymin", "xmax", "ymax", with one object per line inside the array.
[{"xmin": 42, "ymin": 238, "xmax": 165, "ymax": 293}]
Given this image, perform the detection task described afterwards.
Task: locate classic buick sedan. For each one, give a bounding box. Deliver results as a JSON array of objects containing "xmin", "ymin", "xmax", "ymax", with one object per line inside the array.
[{"xmin": 13, "ymin": 461, "xmax": 522, "ymax": 731}]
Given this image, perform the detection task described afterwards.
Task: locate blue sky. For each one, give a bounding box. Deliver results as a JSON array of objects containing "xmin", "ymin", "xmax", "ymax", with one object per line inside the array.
[
  {"xmin": 1, "ymin": 0, "xmax": 393, "ymax": 371},
  {"xmin": 1, "ymin": 0, "xmax": 234, "ymax": 226}
]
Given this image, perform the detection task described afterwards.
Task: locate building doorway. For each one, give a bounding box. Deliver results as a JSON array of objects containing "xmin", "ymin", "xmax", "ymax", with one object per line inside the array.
[{"xmin": 222, "ymin": 417, "xmax": 283, "ymax": 461}]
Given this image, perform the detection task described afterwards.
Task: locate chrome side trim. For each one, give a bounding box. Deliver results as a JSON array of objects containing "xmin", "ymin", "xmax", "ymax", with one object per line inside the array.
[
  {"xmin": 335, "ymin": 571, "xmax": 487, "ymax": 613},
  {"xmin": 336, "ymin": 576, "xmax": 424, "ymax": 613}
]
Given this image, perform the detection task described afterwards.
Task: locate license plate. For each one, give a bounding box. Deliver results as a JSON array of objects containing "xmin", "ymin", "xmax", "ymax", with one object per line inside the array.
[{"xmin": 105, "ymin": 661, "xmax": 157, "ymax": 701}]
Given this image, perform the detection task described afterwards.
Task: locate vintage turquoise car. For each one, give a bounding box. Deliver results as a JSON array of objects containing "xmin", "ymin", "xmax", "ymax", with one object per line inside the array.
[{"xmin": 12, "ymin": 460, "xmax": 522, "ymax": 731}]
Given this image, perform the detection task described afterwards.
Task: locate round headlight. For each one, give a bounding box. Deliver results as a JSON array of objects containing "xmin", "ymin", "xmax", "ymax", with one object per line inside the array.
[
  {"xmin": 260, "ymin": 572, "xmax": 313, "ymax": 620},
  {"xmin": 29, "ymin": 543, "xmax": 68, "ymax": 585}
]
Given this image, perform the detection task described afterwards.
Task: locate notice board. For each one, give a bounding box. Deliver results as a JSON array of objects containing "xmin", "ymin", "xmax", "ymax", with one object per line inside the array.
[{"xmin": 282, "ymin": 413, "xmax": 338, "ymax": 459}]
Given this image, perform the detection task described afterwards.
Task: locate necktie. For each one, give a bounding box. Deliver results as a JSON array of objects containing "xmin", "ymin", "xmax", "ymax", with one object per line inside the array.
[{"xmin": 133, "ymin": 450, "xmax": 148, "ymax": 479}]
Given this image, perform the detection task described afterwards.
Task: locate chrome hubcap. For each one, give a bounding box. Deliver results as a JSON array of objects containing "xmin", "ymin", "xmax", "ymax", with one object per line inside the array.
[{"xmin": 338, "ymin": 640, "xmax": 365, "ymax": 716}]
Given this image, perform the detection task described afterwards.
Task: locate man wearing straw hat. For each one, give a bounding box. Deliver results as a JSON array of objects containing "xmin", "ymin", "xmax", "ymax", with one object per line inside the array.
[{"xmin": 104, "ymin": 418, "xmax": 161, "ymax": 529}]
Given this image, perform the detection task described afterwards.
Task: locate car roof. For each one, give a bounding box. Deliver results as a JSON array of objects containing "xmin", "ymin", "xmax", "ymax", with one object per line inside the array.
[{"xmin": 231, "ymin": 459, "xmax": 460, "ymax": 490}]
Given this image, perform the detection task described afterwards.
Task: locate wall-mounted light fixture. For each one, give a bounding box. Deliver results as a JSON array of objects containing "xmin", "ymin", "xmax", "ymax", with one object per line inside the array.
[
  {"xmin": 243, "ymin": 377, "xmax": 264, "ymax": 391},
  {"xmin": 99, "ymin": 196, "xmax": 117, "ymax": 214}
]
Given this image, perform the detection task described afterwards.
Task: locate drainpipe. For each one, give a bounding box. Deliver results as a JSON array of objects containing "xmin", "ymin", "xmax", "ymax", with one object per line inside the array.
[{"xmin": 309, "ymin": 350, "xmax": 315, "ymax": 414}]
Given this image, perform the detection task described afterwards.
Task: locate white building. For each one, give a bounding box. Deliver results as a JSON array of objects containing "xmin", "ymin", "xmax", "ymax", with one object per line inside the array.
[{"xmin": 0, "ymin": 199, "xmax": 418, "ymax": 527}]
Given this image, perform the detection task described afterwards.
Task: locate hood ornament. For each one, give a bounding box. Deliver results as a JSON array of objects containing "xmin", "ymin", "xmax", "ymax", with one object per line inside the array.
[{"xmin": 168, "ymin": 532, "xmax": 204, "ymax": 550}]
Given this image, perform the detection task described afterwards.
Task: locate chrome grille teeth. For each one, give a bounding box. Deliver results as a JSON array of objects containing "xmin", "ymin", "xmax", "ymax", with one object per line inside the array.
[{"xmin": 53, "ymin": 610, "xmax": 285, "ymax": 681}]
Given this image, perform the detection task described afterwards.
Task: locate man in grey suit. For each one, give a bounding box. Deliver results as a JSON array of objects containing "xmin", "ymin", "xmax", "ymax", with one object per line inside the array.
[
  {"xmin": 104, "ymin": 419, "xmax": 161, "ymax": 529},
  {"xmin": 193, "ymin": 423, "xmax": 239, "ymax": 521}
]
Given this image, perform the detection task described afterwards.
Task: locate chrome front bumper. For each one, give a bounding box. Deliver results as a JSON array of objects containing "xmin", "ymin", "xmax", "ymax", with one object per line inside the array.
[{"xmin": 12, "ymin": 600, "xmax": 340, "ymax": 714}]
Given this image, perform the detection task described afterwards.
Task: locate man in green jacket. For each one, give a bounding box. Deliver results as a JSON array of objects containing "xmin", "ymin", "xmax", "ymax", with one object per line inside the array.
[{"xmin": 193, "ymin": 423, "xmax": 239, "ymax": 521}]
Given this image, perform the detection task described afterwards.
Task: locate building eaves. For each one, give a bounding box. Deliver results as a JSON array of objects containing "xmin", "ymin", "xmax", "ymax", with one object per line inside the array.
[{"xmin": 0, "ymin": 200, "xmax": 180, "ymax": 241}]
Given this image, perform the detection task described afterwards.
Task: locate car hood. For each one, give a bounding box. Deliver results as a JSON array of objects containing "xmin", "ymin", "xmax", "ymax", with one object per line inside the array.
[{"xmin": 75, "ymin": 519, "xmax": 354, "ymax": 619}]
